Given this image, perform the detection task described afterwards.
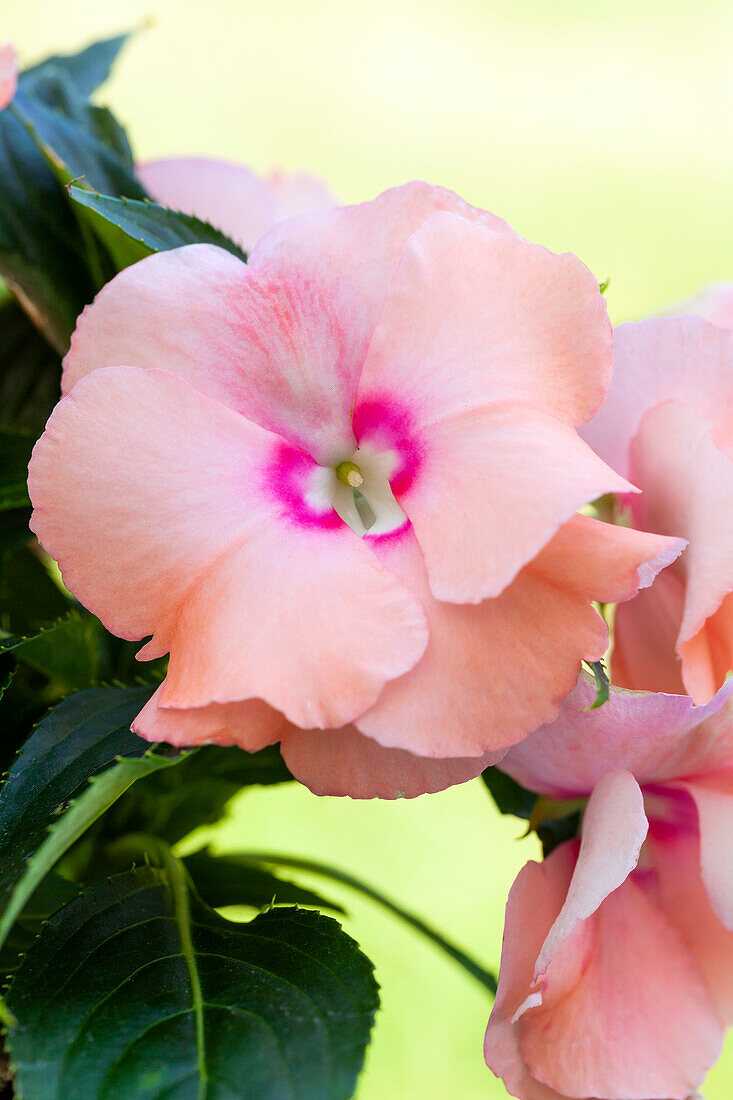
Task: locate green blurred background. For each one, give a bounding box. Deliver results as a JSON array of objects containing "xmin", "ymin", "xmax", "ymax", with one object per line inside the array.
[{"xmin": 5, "ymin": 1, "xmax": 733, "ymax": 1095}]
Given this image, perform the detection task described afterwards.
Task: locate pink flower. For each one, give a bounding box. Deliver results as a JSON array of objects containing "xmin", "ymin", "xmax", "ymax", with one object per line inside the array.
[
  {"xmin": 0, "ymin": 43, "xmax": 17, "ymax": 111},
  {"xmin": 485, "ymin": 675, "xmax": 733, "ymax": 1100},
  {"xmin": 670, "ymin": 283, "xmax": 733, "ymax": 330},
  {"xmin": 582, "ymin": 317, "xmax": 733, "ymax": 702},
  {"xmin": 28, "ymin": 183, "xmax": 682, "ymax": 797},
  {"xmin": 137, "ymin": 157, "xmax": 334, "ymax": 252}
]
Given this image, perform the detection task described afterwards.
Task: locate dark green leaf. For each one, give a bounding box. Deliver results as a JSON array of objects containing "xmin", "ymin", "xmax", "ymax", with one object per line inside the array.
[
  {"xmin": 537, "ymin": 811, "xmax": 581, "ymax": 858},
  {"xmin": 98, "ymin": 743, "xmax": 293, "ymax": 846},
  {"xmin": 184, "ymin": 848, "xmax": 344, "ymax": 913},
  {"xmin": 245, "ymin": 851, "xmax": 497, "ymax": 994},
  {"xmin": 21, "ymin": 33, "xmax": 131, "ymax": 98},
  {"xmin": 0, "ymin": 103, "xmax": 92, "ymax": 351},
  {"xmin": 0, "ymin": 294, "xmax": 62, "ymax": 434},
  {"xmin": 0, "ymin": 872, "xmax": 79, "ymax": 975},
  {"xmin": 12, "ymin": 76, "xmax": 145, "ymax": 201},
  {"xmin": 0, "ymin": 539, "xmax": 70, "ymax": 635},
  {"xmin": 481, "ymin": 766, "xmax": 537, "ymax": 820},
  {"xmin": 7, "ymin": 866, "xmax": 379, "ymax": 1100},
  {"xmin": 0, "ymin": 427, "xmax": 33, "ymax": 511},
  {"xmin": 0, "ymin": 685, "xmax": 191, "ymax": 957},
  {"xmin": 0, "ymin": 35, "xmax": 138, "ymax": 350},
  {"xmin": 0, "ymin": 610, "xmax": 109, "ymax": 692},
  {"xmin": 70, "ymin": 187, "xmax": 248, "ymax": 270}
]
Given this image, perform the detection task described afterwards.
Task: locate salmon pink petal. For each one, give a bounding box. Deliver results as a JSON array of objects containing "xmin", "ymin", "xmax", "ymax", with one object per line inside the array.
[
  {"xmin": 679, "ymin": 594, "xmax": 733, "ymax": 705},
  {"xmin": 28, "ymin": 366, "xmax": 281, "ymax": 646},
  {"xmin": 30, "ymin": 366, "xmax": 427, "ymax": 730},
  {"xmin": 533, "ymin": 770, "xmax": 647, "ymax": 978},
  {"xmin": 484, "ymin": 847, "xmax": 578, "ymax": 1100},
  {"xmin": 532, "ymin": 512, "xmax": 684, "ymax": 604},
  {"xmin": 280, "ymin": 725, "xmax": 501, "ymax": 800},
  {"xmin": 581, "ymin": 316, "xmax": 733, "ymax": 478},
  {"xmin": 502, "ymin": 675, "xmax": 733, "ymax": 798},
  {"xmin": 250, "ymin": 181, "xmax": 511, "ymax": 362},
  {"xmin": 356, "ymin": 519, "xmax": 666, "ymax": 757},
  {"xmin": 678, "ymin": 774, "xmax": 733, "ymax": 930},
  {"xmin": 160, "ymin": 520, "xmax": 428, "ymax": 731},
  {"xmin": 628, "ymin": 399, "xmax": 733, "ymax": 702},
  {"xmin": 62, "ymin": 245, "xmax": 364, "ymax": 463},
  {"xmin": 486, "ymin": 842, "xmax": 723, "ymax": 1100},
  {"xmin": 390, "ymin": 401, "xmax": 633, "ymax": 603},
  {"xmin": 133, "ymin": 683, "xmax": 290, "ymax": 752},
  {"xmin": 521, "ymin": 870, "xmax": 722, "ymax": 1100},
  {"xmin": 0, "ymin": 43, "xmax": 17, "ymax": 110},
  {"xmin": 611, "ymin": 568, "xmax": 687, "ymax": 694},
  {"xmin": 137, "ymin": 158, "xmax": 333, "ymax": 252},
  {"xmin": 647, "ymin": 827, "xmax": 733, "ymax": 1023},
  {"xmin": 357, "ymin": 212, "xmax": 612, "ymax": 431}
]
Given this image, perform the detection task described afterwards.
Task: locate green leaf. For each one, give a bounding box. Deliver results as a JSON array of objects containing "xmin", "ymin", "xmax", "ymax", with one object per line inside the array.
[
  {"xmin": 481, "ymin": 766, "xmax": 537, "ymax": 820},
  {"xmin": 0, "ymin": 294, "xmax": 62, "ymax": 434},
  {"xmin": 536, "ymin": 810, "xmax": 581, "ymax": 858},
  {"xmin": 0, "ymin": 539, "xmax": 70, "ymax": 635},
  {"xmin": 101, "ymin": 743, "xmax": 293, "ymax": 845},
  {"xmin": 0, "ymin": 610, "xmax": 109, "ymax": 692},
  {"xmin": 12, "ymin": 75, "xmax": 145, "ymax": 201},
  {"xmin": 0, "ymin": 872, "xmax": 79, "ymax": 974},
  {"xmin": 0, "ymin": 427, "xmax": 34, "ymax": 511},
  {"xmin": 70, "ymin": 187, "xmax": 248, "ymax": 270},
  {"xmin": 7, "ymin": 866, "xmax": 380, "ymax": 1100},
  {"xmin": 21, "ymin": 33, "xmax": 131, "ymax": 98},
  {"xmin": 0, "ymin": 35, "xmax": 137, "ymax": 351},
  {"xmin": 0, "ymin": 103, "xmax": 92, "ymax": 351},
  {"xmin": 183, "ymin": 848, "xmax": 344, "ymax": 914},
  {"xmin": 243, "ymin": 852, "xmax": 497, "ymax": 995},
  {"xmin": 0, "ymin": 685, "xmax": 190, "ymax": 958}
]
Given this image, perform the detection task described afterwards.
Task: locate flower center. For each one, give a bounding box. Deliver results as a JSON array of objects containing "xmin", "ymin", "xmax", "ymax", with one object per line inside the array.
[
  {"xmin": 330, "ymin": 445, "xmax": 408, "ymax": 538},
  {"xmin": 335, "ymin": 460, "xmax": 364, "ymax": 489}
]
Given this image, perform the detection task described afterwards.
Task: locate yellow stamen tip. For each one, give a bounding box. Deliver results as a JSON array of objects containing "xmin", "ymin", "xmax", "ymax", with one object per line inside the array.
[{"xmin": 336, "ymin": 460, "xmax": 364, "ymax": 488}]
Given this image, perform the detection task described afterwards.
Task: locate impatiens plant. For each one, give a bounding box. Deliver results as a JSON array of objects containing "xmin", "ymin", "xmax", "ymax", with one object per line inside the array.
[{"xmin": 1, "ymin": 29, "xmax": 732, "ymax": 1100}]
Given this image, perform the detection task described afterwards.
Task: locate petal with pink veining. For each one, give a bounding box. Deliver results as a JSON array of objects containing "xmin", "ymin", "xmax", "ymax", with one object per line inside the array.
[
  {"xmin": 250, "ymin": 181, "xmax": 511, "ymax": 362},
  {"xmin": 280, "ymin": 725, "xmax": 501, "ymax": 800},
  {"xmin": 29, "ymin": 366, "xmax": 427, "ymax": 731},
  {"xmin": 62, "ymin": 245, "xmax": 364, "ymax": 463}
]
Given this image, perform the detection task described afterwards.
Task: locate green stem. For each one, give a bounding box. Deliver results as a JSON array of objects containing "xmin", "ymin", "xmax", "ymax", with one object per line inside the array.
[{"xmin": 239, "ymin": 851, "xmax": 497, "ymax": 995}]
